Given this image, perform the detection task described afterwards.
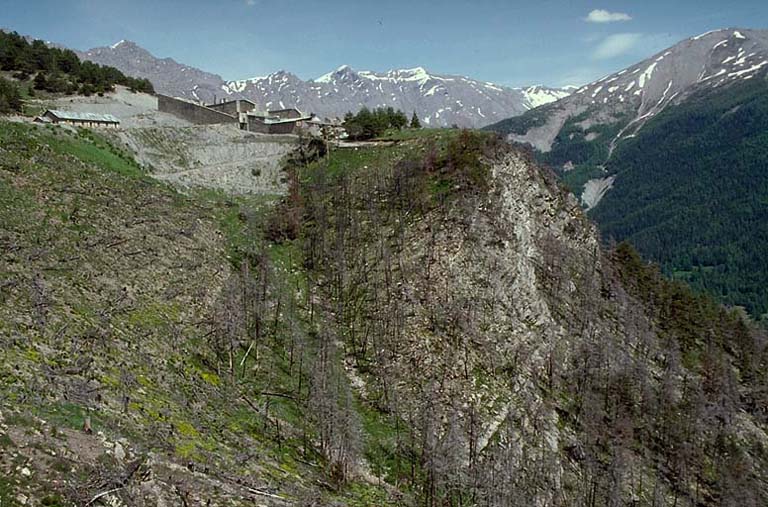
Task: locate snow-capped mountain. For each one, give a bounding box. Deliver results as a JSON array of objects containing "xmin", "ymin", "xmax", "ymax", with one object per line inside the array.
[
  {"xmin": 78, "ymin": 41, "xmax": 571, "ymax": 128},
  {"xmin": 486, "ymin": 27, "xmax": 768, "ymax": 213},
  {"xmin": 218, "ymin": 65, "xmax": 571, "ymax": 128},
  {"xmin": 489, "ymin": 28, "xmax": 768, "ymax": 153}
]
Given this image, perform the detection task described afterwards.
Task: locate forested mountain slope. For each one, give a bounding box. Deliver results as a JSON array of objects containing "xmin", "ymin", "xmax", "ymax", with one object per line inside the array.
[
  {"xmin": 0, "ymin": 31, "xmax": 153, "ymax": 97},
  {"xmin": 1, "ymin": 122, "xmax": 767, "ymax": 506},
  {"xmin": 485, "ymin": 28, "xmax": 768, "ymax": 319},
  {"xmin": 592, "ymin": 74, "xmax": 768, "ymax": 318}
]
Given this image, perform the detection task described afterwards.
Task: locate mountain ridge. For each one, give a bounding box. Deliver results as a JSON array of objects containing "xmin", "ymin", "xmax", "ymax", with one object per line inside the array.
[
  {"xmin": 77, "ymin": 40, "xmax": 571, "ymax": 127},
  {"xmin": 487, "ymin": 28, "xmax": 768, "ymax": 158}
]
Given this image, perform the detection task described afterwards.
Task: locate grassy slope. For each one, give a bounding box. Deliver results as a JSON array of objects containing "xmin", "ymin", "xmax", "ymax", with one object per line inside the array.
[
  {"xmin": 0, "ymin": 121, "xmax": 395, "ymax": 506},
  {"xmin": 3, "ymin": 121, "xmax": 765, "ymax": 505}
]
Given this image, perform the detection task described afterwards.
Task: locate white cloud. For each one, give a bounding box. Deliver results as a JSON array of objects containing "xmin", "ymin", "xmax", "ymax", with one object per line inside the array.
[
  {"xmin": 592, "ymin": 33, "xmax": 643, "ymax": 59},
  {"xmin": 245, "ymin": 0, "xmax": 256, "ymax": 5},
  {"xmin": 585, "ymin": 9, "xmax": 632, "ymax": 23}
]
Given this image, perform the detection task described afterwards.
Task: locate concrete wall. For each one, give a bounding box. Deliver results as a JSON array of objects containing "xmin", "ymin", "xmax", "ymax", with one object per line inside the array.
[
  {"xmin": 247, "ymin": 116, "xmax": 299, "ymax": 134},
  {"xmin": 209, "ymin": 100, "xmax": 257, "ymax": 116},
  {"xmin": 208, "ymin": 101, "xmax": 239, "ymax": 116},
  {"xmin": 269, "ymin": 108, "xmax": 302, "ymax": 120},
  {"xmin": 157, "ymin": 95, "xmax": 238, "ymax": 126},
  {"xmin": 269, "ymin": 122, "xmax": 297, "ymax": 134},
  {"xmin": 247, "ymin": 116, "xmax": 270, "ymax": 134}
]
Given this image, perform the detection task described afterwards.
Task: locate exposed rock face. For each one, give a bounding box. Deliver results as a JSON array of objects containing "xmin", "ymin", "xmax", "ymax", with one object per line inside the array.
[
  {"xmin": 302, "ymin": 138, "xmax": 768, "ymax": 505},
  {"xmin": 581, "ymin": 175, "xmax": 615, "ymax": 210},
  {"xmin": 2, "ymin": 121, "xmax": 765, "ymax": 505},
  {"xmin": 77, "ymin": 41, "xmax": 571, "ymax": 128}
]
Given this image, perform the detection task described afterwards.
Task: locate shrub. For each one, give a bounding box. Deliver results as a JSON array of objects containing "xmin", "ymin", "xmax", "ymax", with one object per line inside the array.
[{"xmin": 0, "ymin": 77, "xmax": 22, "ymax": 113}]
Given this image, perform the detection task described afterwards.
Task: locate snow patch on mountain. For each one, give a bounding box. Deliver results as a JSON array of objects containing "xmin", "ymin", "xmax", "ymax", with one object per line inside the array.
[{"xmin": 521, "ymin": 86, "xmax": 571, "ymax": 108}]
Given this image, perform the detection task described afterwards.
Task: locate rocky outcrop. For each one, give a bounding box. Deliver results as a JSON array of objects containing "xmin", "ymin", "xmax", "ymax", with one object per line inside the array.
[{"xmin": 302, "ymin": 136, "xmax": 768, "ymax": 505}]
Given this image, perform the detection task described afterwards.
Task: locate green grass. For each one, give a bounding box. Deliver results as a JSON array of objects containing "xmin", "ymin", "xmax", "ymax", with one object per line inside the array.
[
  {"xmin": 0, "ymin": 475, "xmax": 20, "ymax": 507},
  {"xmin": 36, "ymin": 402, "xmax": 99, "ymax": 432},
  {"xmin": 340, "ymin": 482, "xmax": 399, "ymax": 506},
  {"xmin": 191, "ymin": 188, "xmax": 280, "ymax": 269},
  {"xmin": 0, "ymin": 121, "xmax": 145, "ymax": 180},
  {"xmin": 376, "ymin": 127, "xmax": 459, "ymax": 141},
  {"xmin": 313, "ymin": 145, "xmax": 403, "ymax": 178},
  {"xmin": 355, "ymin": 394, "xmax": 422, "ymax": 491},
  {"xmin": 49, "ymin": 128, "xmax": 146, "ymax": 179}
]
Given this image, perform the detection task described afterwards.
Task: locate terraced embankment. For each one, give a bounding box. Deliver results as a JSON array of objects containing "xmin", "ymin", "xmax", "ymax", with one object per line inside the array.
[{"xmin": 114, "ymin": 125, "xmax": 298, "ymax": 195}]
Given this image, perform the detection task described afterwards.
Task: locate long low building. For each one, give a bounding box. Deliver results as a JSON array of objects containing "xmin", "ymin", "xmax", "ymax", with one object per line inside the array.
[{"xmin": 39, "ymin": 110, "xmax": 120, "ymax": 128}]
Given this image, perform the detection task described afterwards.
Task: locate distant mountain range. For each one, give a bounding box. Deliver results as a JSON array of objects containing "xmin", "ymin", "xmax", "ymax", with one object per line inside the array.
[
  {"xmin": 486, "ymin": 28, "xmax": 768, "ymax": 318},
  {"xmin": 77, "ymin": 40, "xmax": 571, "ymax": 128}
]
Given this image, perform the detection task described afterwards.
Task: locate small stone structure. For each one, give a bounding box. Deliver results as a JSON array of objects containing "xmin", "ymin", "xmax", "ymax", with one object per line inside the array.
[
  {"xmin": 267, "ymin": 108, "xmax": 303, "ymax": 120},
  {"xmin": 247, "ymin": 112, "xmax": 313, "ymax": 134},
  {"xmin": 207, "ymin": 99, "xmax": 258, "ymax": 117}
]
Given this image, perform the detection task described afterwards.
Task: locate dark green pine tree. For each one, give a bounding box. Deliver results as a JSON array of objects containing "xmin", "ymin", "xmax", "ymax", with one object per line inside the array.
[{"xmin": 410, "ymin": 112, "xmax": 421, "ymax": 129}]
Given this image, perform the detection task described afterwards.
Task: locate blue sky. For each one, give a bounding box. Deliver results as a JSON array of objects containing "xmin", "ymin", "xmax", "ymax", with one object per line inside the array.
[{"xmin": 1, "ymin": 0, "xmax": 766, "ymax": 87}]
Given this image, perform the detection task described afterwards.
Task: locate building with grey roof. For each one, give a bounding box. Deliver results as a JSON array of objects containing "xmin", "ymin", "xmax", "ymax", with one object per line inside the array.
[{"xmin": 41, "ymin": 110, "xmax": 120, "ymax": 128}]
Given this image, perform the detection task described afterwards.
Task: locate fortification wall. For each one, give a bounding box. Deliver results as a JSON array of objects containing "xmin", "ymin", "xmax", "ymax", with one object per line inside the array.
[
  {"xmin": 157, "ymin": 95, "xmax": 238, "ymax": 125},
  {"xmin": 208, "ymin": 102, "xmax": 239, "ymax": 116},
  {"xmin": 209, "ymin": 100, "xmax": 257, "ymax": 116}
]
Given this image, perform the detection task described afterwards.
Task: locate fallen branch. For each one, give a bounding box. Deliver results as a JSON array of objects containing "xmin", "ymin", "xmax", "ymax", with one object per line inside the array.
[
  {"xmin": 84, "ymin": 486, "xmax": 124, "ymax": 506},
  {"xmin": 255, "ymin": 391, "xmax": 296, "ymax": 401},
  {"xmin": 246, "ymin": 487, "xmax": 287, "ymax": 501}
]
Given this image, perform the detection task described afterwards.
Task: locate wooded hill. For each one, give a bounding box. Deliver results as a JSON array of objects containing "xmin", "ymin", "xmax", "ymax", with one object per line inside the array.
[
  {"xmin": 593, "ymin": 75, "xmax": 768, "ymax": 320},
  {"xmin": 0, "ymin": 31, "xmax": 153, "ymax": 112}
]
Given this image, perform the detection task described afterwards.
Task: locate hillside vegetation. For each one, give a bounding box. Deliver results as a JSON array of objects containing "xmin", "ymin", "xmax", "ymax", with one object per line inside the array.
[
  {"xmin": 0, "ymin": 120, "xmax": 391, "ymax": 506},
  {"xmin": 283, "ymin": 129, "xmax": 768, "ymax": 505},
  {"xmin": 1, "ymin": 121, "xmax": 767, "ymax": 506}
]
